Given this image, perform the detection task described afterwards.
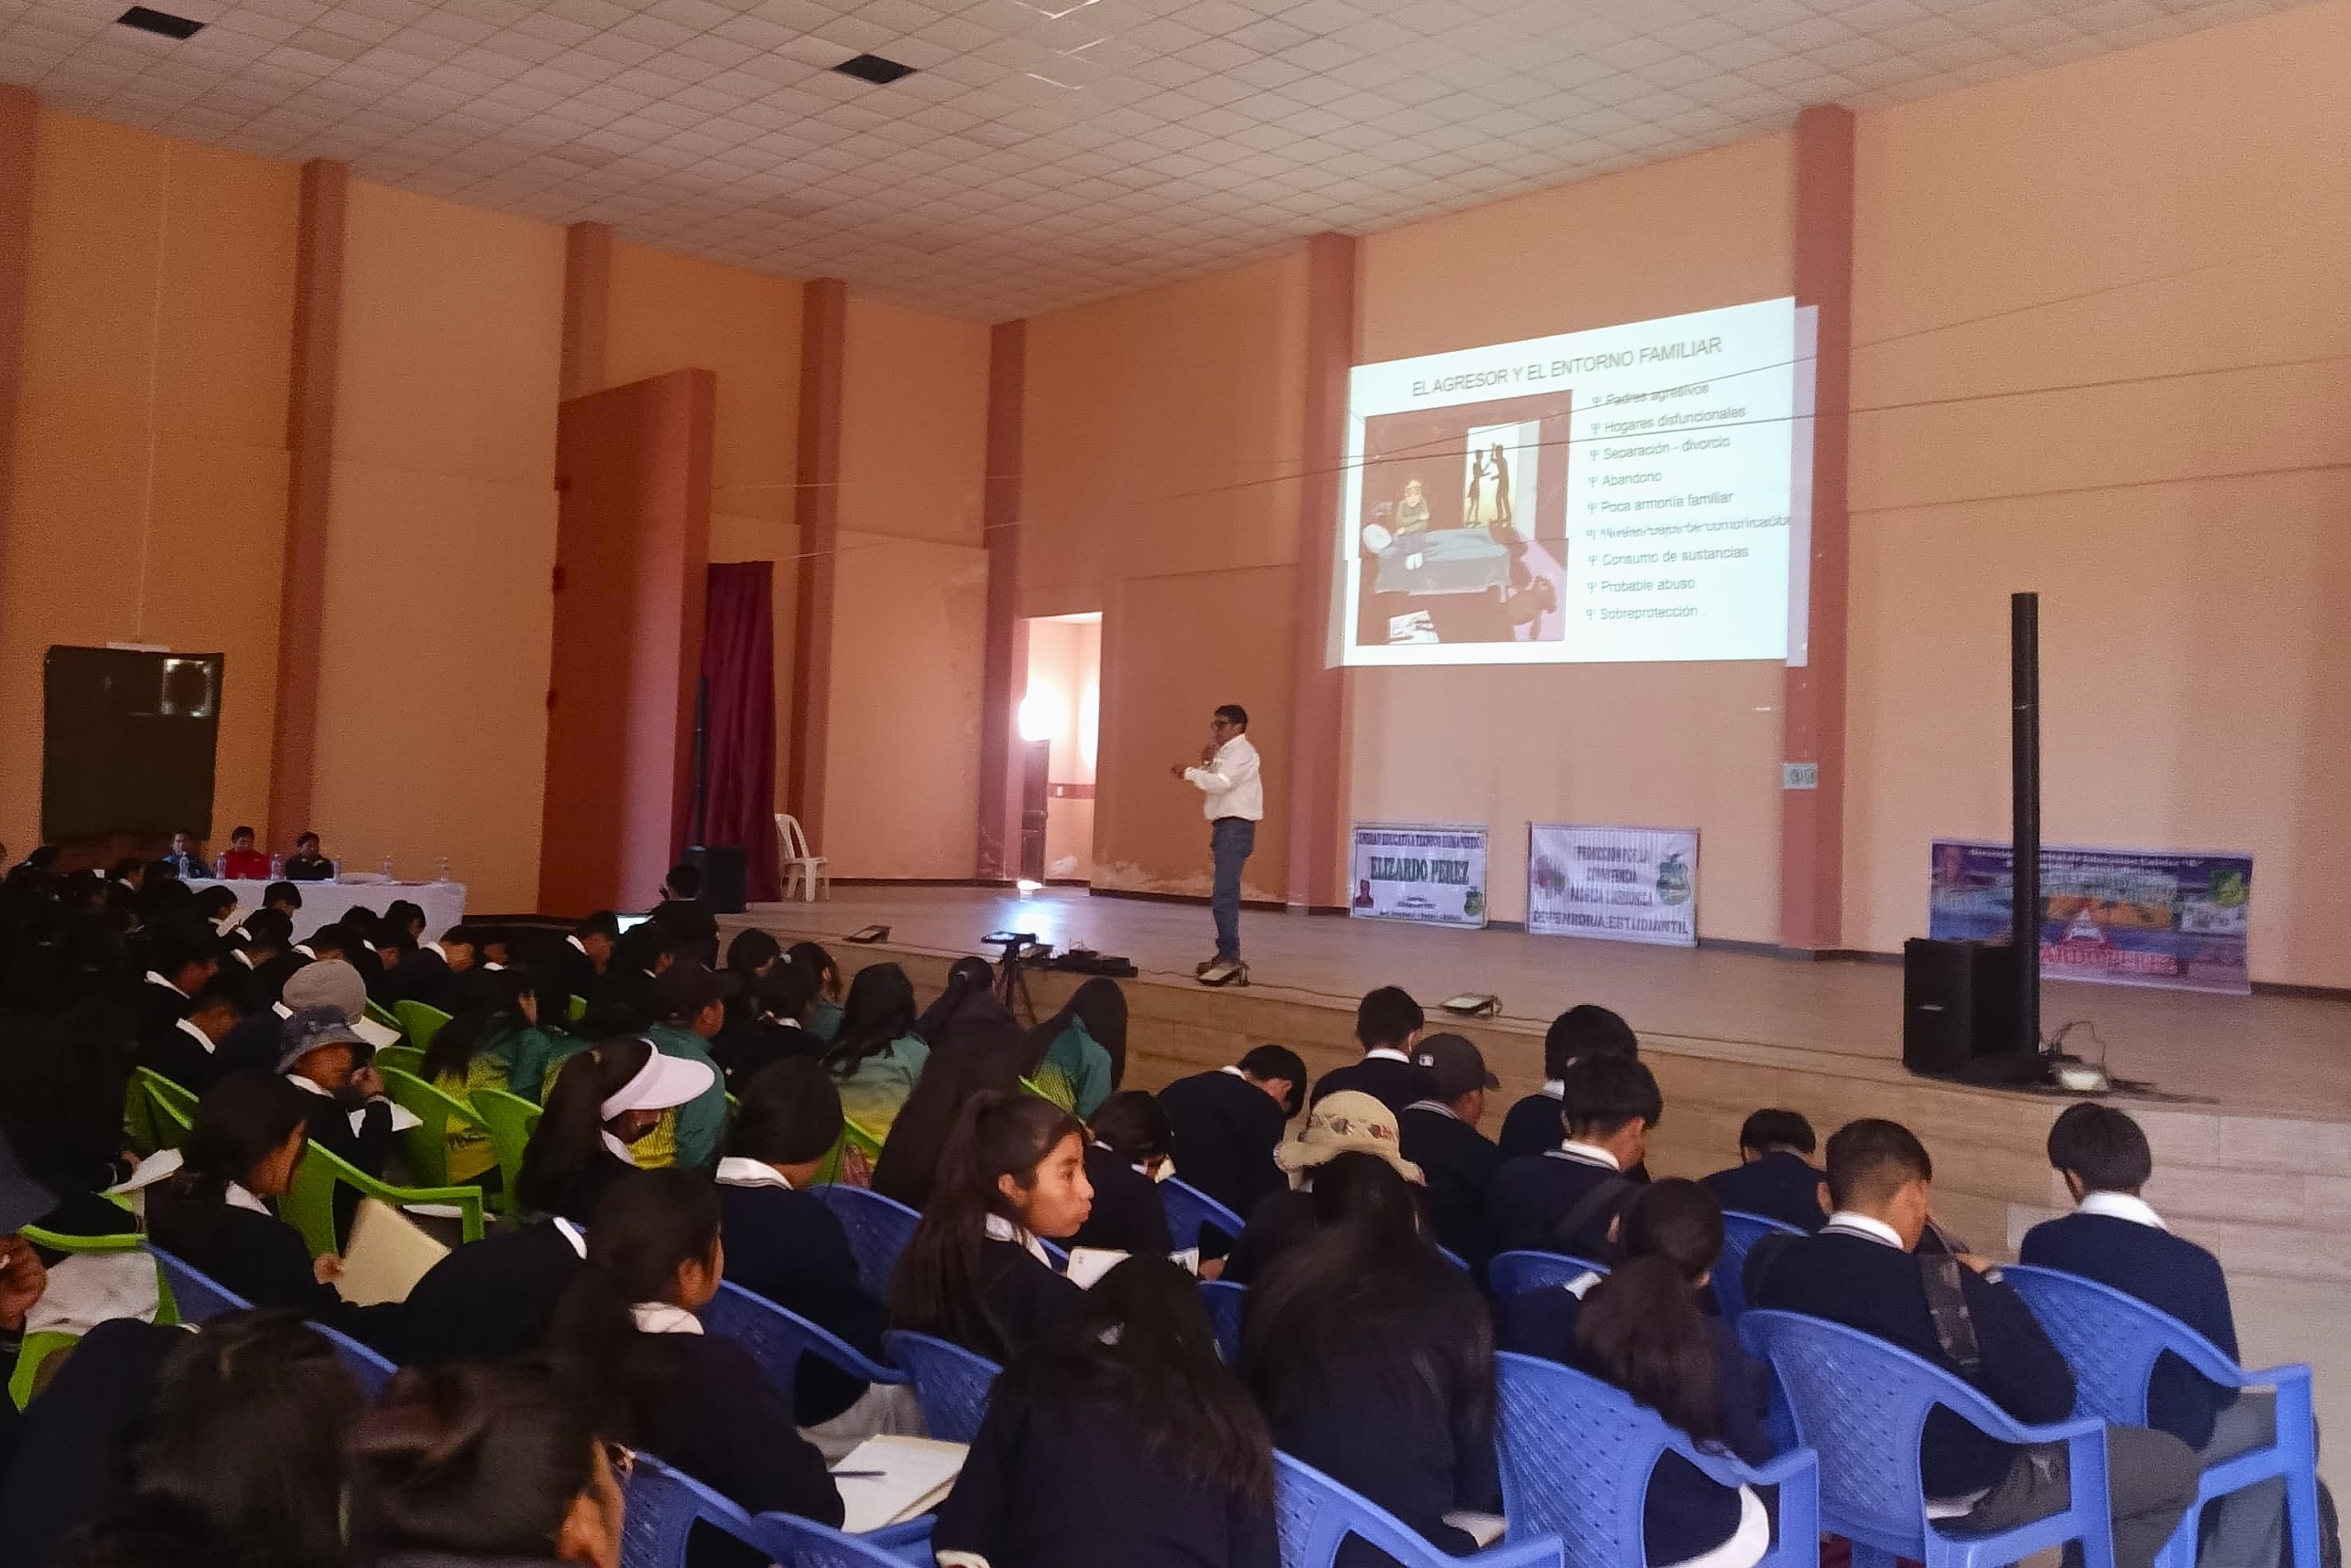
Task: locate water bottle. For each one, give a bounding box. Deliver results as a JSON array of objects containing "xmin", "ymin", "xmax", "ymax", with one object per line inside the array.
[
  {"xmin": 270, "ymin": 853, "xmax": 283, "ymax": 877},
  {"xmin": 381, "ymin": 855, "xmax": 394, "ymax": 880},
  {"xmin": 212, "ymin": 852, "xmax": 226, "ymax": 878},
  {"xmin": 435, "ymin": 858, "xmax": 451, "ymax": 883}
]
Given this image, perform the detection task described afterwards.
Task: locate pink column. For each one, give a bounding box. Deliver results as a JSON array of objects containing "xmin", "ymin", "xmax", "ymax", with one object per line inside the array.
[
  {"xmin": 786, "ymin": 278, "xmax": 846, "ymax": 850},
  {"xmin": 1780, "ymin": 106, "xmax": 1856, "ymax": 952},
  {"xmin": 975, "ymin": 319, "xmax": 1026, "ymax": 882},
  {"xmin": 1284, "ymin": 233, "xmax": 1357, "ymax": 910}
]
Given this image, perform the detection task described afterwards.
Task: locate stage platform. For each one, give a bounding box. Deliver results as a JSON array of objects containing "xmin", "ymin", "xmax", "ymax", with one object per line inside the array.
[{"xmin": 724, "ymin": 885, "xmax": 2351, "ymax": 1490}]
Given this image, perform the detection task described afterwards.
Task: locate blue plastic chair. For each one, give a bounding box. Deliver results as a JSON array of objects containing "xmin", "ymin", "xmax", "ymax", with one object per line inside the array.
[
  {"xmin": 701, "ymin": 1282, "xmax": 910, "ymax": 1406},
  {"xmin": 1487, "ymin": 1250, "xmax": 1607, "ymax": 1298},
  {"xmin": 1201, "ymin": 1278, "xmax": 1246, "ymax": 1362},
  {"xmin": 1161, "ymin": 1177, "xmax": 1246, "ymax": 1252},
  {"xmin": 1741, "ymin": 1309, "xmax": 2119, "ymax": 1568},
  {"xmin": 1273, "ymin": 1450, "xmax": 1565, "ymax": 1568},
  {"xmin": 1714, "ymin": 1211, "xmax": 1803, "ymax": 1325},
  {"xmin": 2004, "ymin": 1264, "xmax": 2322, "ymax": 1568},
  {"xmin": 622, "ymin": 1453, "xmax": 775, "ymax": 1568},
  {"xmin": 753, "ymin": 1510, "xmax": 937, "ymax": 1567},
  {"xmin": 1493, "ymin": 1350, "xmax": 1820, "ymax": 1568},
  {"xmin": 880, "ymin": 1330, "xmax": 999, "ymax": 1443},
  {"xmin": 812, "ymin": 1185, "xmax": 922, "ymax": 1298},
  {"xmin": 308, "ymin": 1321, "xmax": 401, "ymax": 1399},
  {"xmin": 148, "ymin": 1246, "xmax": 251, "ymax": 1323}
]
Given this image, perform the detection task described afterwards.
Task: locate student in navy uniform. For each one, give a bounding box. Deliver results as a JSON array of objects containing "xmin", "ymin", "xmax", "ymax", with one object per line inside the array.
[
  {"xmin": 384, "ymin": 922, "xmax": 485, "ymax": 1014},
  {"xmin": 1309, "ymin": 986, "xmax": 1438, "ymax": 1115},
  {"xmin": 2021, "ymin": 1103, "xmax": 2306, "ymax": 1568},
  {"xmin": 646, "ymin": 862, "xmax": 721, "ymax": 969},
  {"xmin": 937, "ymin": 1255, "xmax": 1281, "ymax": 1568},
  {"xmin": 1068, "ymin": 1090, "xmax": 1177, "ymax": 1257},
  {"xmin": 1241, "ymin": 1152, "xmax": 1499, "ymax": 1568},
  {"xmin": 1497, "ymin": 1004, "xmax": 1638, "ymax": 1159},
  {"xmin": 1221, "ymin": 1090, "xmax": 1425, "ymax": 1286},
  {"xmin": 225, "ymin": 908, "xmax": 295, "ymax": 1010},
  {"xmin": 129, "ymin": 928, "xmax": 216, "ymax": 1038},
  {"xmin": 1749, "ymin": 1118, "xmax": 2199, "ymax": 1568},
  {"xmin": 714, "ymin": 1059, "xmax": 897, "ymax": 1435},
  {"xmin": 712, "ymin": 956, "xmax": 822, "ymax": 1090},
  {"xmin": 1154, "ymin": 1044, "xmax": 1304, "ymax": 1222},
  {"xmin": 538, "ymin": 909, "xmax": 618, "ymax": 1011},
  {"xmin": 1701, "ymin": 1108, "xmax": 1829, "ymax": 1233},
  {"xmin": 276, "ymin": 1006, "xmax": 399, "ymax": 1217},
  {"xmin": 1397, "ymin": 1033, "xmax": 1504, "ymax": 1266},
  {"xmin": 1489, "ymin": 1053, "xmax": 1661, "ymax": 1258},
  {"xmin": 548, "ymin": 1169, "xmax": 842, "ymax": 1540},
  {"xmin": 592, "ymin": 922, "xmax": 673, "ymax": 1030},
  {"xmin": 134, "ymin": 977, "xmax": 243, "ymax": 1095},
  {"xmin": 143, "ymin": 1070, "xmax": 349, "ymax": 1317},
  {"xmin": 889, "ymin": 1092, "xmax": 1093, "ymax": 1365}
]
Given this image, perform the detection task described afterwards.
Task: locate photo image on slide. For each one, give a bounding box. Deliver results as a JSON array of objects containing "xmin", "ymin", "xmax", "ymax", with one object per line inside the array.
[{"xmin": 1354, "ymin": 393, "xmax": 1570, "ymax": 649}]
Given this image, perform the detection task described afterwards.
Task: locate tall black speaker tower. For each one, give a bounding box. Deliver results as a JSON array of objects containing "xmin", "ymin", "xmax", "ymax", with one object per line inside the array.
[{"xmin": 2011, "ymin": 592, "xmax": 2041, "ymax": 1057}]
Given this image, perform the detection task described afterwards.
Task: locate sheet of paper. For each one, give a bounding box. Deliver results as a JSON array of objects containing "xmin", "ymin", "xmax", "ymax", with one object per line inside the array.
[
  {"xmin": 335, "ymin": 1195, "xmax": 450, "ymax": 1305},
  {"xmin": 1062, "ymin": 1246, "xmax": 1129, "ymax": 1289},
  {"xmin": 830, "ymin": 1434, "xmax": 968, "ymax": 1533}
]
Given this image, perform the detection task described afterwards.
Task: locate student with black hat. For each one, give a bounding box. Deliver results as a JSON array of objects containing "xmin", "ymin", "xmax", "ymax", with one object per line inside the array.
[{"xmin": 1397, "ymin": 1033, "xmax": 1505, "ymax": 1265}]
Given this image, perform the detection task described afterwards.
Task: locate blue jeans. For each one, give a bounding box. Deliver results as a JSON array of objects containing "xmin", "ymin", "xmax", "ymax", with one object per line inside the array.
[{"xmin": 1209, "ymin": 817, "xmax": 1256, "ymax": 961}]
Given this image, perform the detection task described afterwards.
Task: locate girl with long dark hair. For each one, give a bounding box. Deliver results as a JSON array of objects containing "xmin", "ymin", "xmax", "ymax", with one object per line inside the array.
[
  {"xmin": 421, "ymin": 965, "xmax": 581, "ymax": 1103},
  {"xmin": 786, "ymin": 942, "xmax": 845, "ymax": 1040},
  {"xmin": 346, "ymin": 1362, "xmax": 626, "ymax": 1568},
  {"xmin": 868, "ymin": 1016, "xmax": 1033, "ymax": 1211},
  {"xmin": 514, "ymin": 1038, "xmax": 714, "ymax": 1222},
  {"xmin": 1241, "ymin": 1151, "xmax": 1500, "ymax": 1566},
  {"xmin": 887, "ymin": 1092, "xmax": 1092, "ymax": 1363},
  {"xmin": 913, "ymin": 956, "xmax": 1006, "ymax": 1042},
  {"xmin": 145, "ymin": 1070, "xmax": 342, "ymax": 1314},
  {"xmin": 58, "ymin": 1312, "xmax": 364, "ymax": 1568},
  {"xmin": 1021, "ymin": 977, "xmax": 1125, "ymax": 1118},
  {"xmin": 546, "ymin": 1168, "xmax": 840, "ymax": 1531},
  {"xmin": 823, "ymin": 962, "xmax": 928, "ymax": 1136},
  {"xmin": 934, "ymin": 1255, "xmax": 1279, "ymax": 1568}
]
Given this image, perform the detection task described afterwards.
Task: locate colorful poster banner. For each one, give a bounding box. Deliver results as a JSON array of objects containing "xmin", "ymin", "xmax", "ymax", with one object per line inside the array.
[
  {"xmin": 1927, "ymin": 839, "xmax": 2253, "ymax": 995},
  {"xmin": 1527, "ymin": 823, "xmax": 1699, "ymax": 946},
  {"xmin": 1348, "ymin": 822, "xmax": 1490, "ymax": 928}
]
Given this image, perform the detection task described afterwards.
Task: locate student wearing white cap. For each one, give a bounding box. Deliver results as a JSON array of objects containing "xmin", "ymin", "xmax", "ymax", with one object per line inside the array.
[
  {"xmin": 514, "ymin": 1038, "xmax": 716, "ymax": 1226},
  {"xmin": 1219, "ymin": 1090, "xmax": 1424, "ymax": 1286}
]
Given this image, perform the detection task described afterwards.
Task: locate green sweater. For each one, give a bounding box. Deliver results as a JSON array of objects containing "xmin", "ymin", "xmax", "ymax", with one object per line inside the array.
[
  {"xmin": 644, "ymin": 1023, "xmax": 728, "ymax": 1170},
  {"xmin": 1033, "ymin": 1020, "xmax": 1114, "ymax": 1120}
]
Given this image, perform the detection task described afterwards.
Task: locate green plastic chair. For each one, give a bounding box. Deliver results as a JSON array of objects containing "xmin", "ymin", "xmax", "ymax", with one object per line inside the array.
[
  {"xmin": 10, "ymin": 1330, "xmax": 78, "ymax": 1409},
  {"xmin": 373, "ymin": 1043, "xmax": 426, "ymax": 1080},
  {"xmin": 810, "ymin": 1116, "xmax": 886, "ymax": 1187},
  {"xmin": 470, "ymin": 1086, "xmax": 542, "ymax": 1214},
  {"xmin": 365, "ymin": 998, "xmax": 402, "ymax": 1034},
  {"xmin": 134, "ymin": 1068, "xmax": 198, "ymax": 1149},
  {"xmin": 123, "ymin": 1072, "xmax": 159, "ymax": 1156},
  {"xmin": 845, "ymin": 1117, "xmax": 882, "ymax": 1159},
  {"xmin": 376, "ymin": 1066, "xmax": 490, "ymax": 1190},
  {"xmin": 282, "ymin": 1138, "xmax": 484, "ymax": 1258},
  {"xmin": 567, "ymin": 994, "xmax": 587, "ymax": 1023},
  {"xmin": 392, "ymin": 1002, "xmax": 452, "ymax": 1053}
]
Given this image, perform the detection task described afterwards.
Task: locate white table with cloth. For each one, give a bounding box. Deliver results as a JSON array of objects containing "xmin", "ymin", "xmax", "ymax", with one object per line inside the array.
[{"xmin": 185, "ymin": 878, "xmax": 468, "ymax": 942}]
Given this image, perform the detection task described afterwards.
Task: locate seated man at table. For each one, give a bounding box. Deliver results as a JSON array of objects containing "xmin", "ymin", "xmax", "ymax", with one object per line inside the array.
[
  {"xmin": 160, "ymin": 830, "xmax": 207, "ymax": 881},
  {"xmin": 282, "ymin": 831, "xmax": 335, "ymax": 882},
  {"xmin": 220, "ymin": 826, "xmax": 272, "ymax": 881}
]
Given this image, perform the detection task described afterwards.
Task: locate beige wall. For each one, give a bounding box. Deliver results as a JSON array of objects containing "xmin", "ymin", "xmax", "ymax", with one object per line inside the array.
[
  {"xmin": 312, "ymin": 180, "xmax": 565, "ymax": 910},
  {"xmin": 1843, "ymin": 1, "xmax": 2351, "ymax": 986},
  {"xmin": 0, "ymin": 110, "xmax": 297, "ymax": 855},
  {"xmin": 840, "ymin": 296, "xmax": 989, "ymax": 550},
  {"xmin": 1349, "ymin": 134, "xmax": 1798, "ymax": 936}
]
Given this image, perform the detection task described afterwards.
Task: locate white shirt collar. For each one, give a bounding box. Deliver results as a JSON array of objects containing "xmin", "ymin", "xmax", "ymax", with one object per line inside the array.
[
  {"xmin": 292, "ymin": 943, "xmax": 315, "ymax": 959},
  {"xmin": 1404, "ymin": 1098, "xmax": 1461, "ymax": 1122},
  {"xmin": 601, "ymin": 1130, "xmax": 642, "ymax": 1166},
  {"xmin": 2077, "ymin": 1191, "xmax": 2168, "ymax": 1231},
  {"xmin": 1549, "ymin": 1139, "xmax": 1621, "ymax": 1170},
  {"xmin": 984, "ymin": 1212, "xmax": 1054, "ymax": 1268},
  {"xmin": 715, "ymin": 1156, "xmax": 793, "ymax": 1191},
  {"xmin": 286, "ymin": 1073, "xmax": 332, "ymax": 1098},
  {"xmin": 1219, "ymin": 1064, "xmax": 1246, "ymax": 1079},
  {"xmin": 1363, "ymin": 1046, "xmax": 1411, "ymax": 1064},
  {"xmin": 145, "ymin": 970, "xmax": 187, "ymax": 996},
  {"xmin": 631, "ymin": 1302, "xmax": 704, "ymax": 1335},
  {"xmin": 272, "ymin": 1000, "xmax": 294, "ymax": 1018},
  {"xmin": 1823, "ymin": 1211, "xmax": 1906, "ymax": 1249},
  {"xmin": 1540, "ymin": 1079, "xmax": 1564, "ymax": 1098},
  {"xmin": 567, "ymin": 935, "xmax": 587, "ymax": 954},
  {"xmin": 230, "ymin": 949, "xmax": 256, "ymax": 968},
  {"xmin": 421, "ymin": 942, "xmax": 447, "ymax": 962},
  {"xmin": 222, "ymin": 1180, "xmax": 270, "ymax": 1215},
  {"xmin": 551, "ymin": 1217, "xmax": 588, "ymax": 1258},
  {"xmin": 174, "ymin": 1016, "xmax": 218, "ymax": 1054}
]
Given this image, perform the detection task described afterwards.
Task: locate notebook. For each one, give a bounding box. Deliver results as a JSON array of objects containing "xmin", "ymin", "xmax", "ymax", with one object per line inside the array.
[
  {"xmin": 335, "ymin": 1196, "xmax": 450, "ymax": 1305},
  {"xmin": 1062, "ymin": 1246, "xmax": 1200, "ymax": 1290},
  {"xmin": 830, "ymin": 1435, "xmax": 968, "ymax": 1533}
]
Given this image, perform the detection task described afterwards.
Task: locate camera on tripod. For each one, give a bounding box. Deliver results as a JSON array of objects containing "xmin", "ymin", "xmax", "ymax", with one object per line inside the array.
[{"xmin": 983, "ymin": 930, "xmax": 1053, "ymax": 1022}]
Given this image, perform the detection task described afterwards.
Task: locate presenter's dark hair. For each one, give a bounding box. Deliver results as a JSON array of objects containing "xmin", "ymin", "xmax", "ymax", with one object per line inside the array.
[
  {"xmin": 1825, "ymin": 1117, "xmax": 1933, "ymax": 1209},
  {"xmin": 1542, "ymin": 1003, "xmax": 1637, "ymax": 1078},
  {"xmin": 1354, "ymin": 986, "xmax": 1423, "ymax": 1050},
  {"xmin": 1238, "ymin": 1044, "xmax": 1309, "ymax": 1116},
  {"xmin": 1738, "ymin": 1108, "xmax": 1815, "ymax": 1157},
  {"xmin": 2045, "ymin": 1102, "xmax": 2152, "ymax": 1194},
  {"xmin": 1213, "ymin": 703, "xmax": 1248, "ymax": 726},
  {"xmin": 1559, "ymin": 1054, "xmax": 1662, "ymax": 1138}
]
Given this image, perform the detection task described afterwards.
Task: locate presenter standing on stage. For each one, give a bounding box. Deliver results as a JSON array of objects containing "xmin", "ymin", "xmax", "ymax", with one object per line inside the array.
[{"xmin": 1172, "ymin": 704, "xmax": 1262, "ymax": 987}]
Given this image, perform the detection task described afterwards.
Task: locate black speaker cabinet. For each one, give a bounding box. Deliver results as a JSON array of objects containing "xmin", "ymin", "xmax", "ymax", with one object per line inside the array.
[
  {"xmin": 685, "ymin": 845, "xmax": 747, "ymax": 914},
  {"xmin": 1902, "ymin": 938, "xmax": 2026, "ymax": 1078}
]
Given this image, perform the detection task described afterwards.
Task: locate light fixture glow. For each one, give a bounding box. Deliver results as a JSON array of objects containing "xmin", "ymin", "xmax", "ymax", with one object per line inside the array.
[
  {"xmin": 1018, "ymin": 689, "xmax": 1058, "ymax": 742},
  {"xmin": 1016, "ymin": 878, "xmax": 1045, "ymax": 893}
]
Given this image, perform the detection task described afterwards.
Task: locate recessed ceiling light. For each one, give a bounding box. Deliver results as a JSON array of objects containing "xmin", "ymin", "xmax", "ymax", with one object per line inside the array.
[
  {"xmin": 116, "ymin": 5, "xmax": 204, "ymax": 38},
  {"xmin": 832, "ymin": 52, "xmax": 915, "ymax": 86}
]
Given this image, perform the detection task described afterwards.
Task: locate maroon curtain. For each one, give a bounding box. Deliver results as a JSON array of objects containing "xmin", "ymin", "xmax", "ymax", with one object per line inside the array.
[{"xmin": 699, "ymin": 562, "xmax": 781, "ymax": 902}]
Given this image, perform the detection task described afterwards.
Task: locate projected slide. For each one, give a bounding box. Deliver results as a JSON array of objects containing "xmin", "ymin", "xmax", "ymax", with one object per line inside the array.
[{"xmin": 1337, "ymin": 298, "xmax": 1801, "ymax": 666}]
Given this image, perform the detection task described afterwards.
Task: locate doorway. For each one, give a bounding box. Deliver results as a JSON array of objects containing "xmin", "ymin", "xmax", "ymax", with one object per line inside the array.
[{"xmin": 1018, "ymin": 613, "xmax": 1102, "ymax": 884}]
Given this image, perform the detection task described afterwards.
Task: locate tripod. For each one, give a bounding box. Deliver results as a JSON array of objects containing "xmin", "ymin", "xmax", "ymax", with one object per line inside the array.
[{"xmin": 989, "ymin": 932, "xmax": 1041, "ymax": 1026}]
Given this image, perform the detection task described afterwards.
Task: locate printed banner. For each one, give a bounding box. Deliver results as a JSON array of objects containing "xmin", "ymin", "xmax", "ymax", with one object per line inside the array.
[
  {"xmin": 1348, "ymin": 823, "xmax": 1489, "ymax": 928},
  {"xmin": 1527, "ymin": 823, "xmax": 1699, "ymax": 946},
  {"xmin": 1927, "ymin": 840, "xmax": 2253, "ymax": 995}
]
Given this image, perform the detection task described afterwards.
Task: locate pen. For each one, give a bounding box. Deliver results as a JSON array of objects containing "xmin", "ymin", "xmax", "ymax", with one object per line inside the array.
[{"xmin": 830, "ymin": 1470, "xmax": 885, "ymax": 1478}]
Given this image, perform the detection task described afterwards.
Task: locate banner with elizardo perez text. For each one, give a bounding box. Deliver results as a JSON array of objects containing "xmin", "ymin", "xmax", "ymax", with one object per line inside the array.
[{"xmin": 1348, "ymin": 823, "xmax": 1490, "ymax": 929}]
